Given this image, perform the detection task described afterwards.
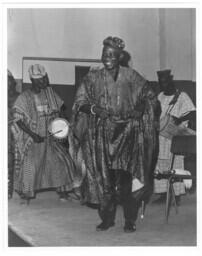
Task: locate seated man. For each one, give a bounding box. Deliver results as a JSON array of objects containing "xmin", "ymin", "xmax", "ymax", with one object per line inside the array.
[{"xmin": 153, "ymin": 69, "xmax": 196, "ymax": 205}]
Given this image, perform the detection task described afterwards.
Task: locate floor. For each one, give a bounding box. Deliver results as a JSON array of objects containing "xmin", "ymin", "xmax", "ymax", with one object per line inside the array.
[
  {"xmin": 8, "ymin": 228, "xmax": 32, "ymax": 247},
  {"xmin": 8, "ymin": 190, "xmax": 196, "ymax": 247}
]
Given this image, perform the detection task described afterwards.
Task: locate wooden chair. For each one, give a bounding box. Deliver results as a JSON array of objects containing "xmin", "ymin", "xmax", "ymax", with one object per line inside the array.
[{"xmin": 154, "ymin": 135, "xmax": 196, "ymax": 222}]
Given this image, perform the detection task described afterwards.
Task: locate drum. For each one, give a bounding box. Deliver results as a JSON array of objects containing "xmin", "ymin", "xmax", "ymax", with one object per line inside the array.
[
  {"xmin": 48, "ymin": 118, "xmax": 69, "ymax": 141},
  {"xmin": 160, "ymin": 114, "xmax": 196, "ymax": 140}
]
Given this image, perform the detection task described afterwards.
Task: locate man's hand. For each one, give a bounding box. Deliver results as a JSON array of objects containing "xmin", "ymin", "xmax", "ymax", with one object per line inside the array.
[
  {"xmin": 17, "ymin": 120, "xmax": 45, "ymax": 143},
  {"xmin": 92, "ymin": 106, "xmax": 110, "ymax": 119},
  {"xmin": 32, "ymin": 133, "xmax": 44, "ymax": 143},
  {"xmin": 172, "ymin": 116, "xmax": 182, "ymax": 126}
]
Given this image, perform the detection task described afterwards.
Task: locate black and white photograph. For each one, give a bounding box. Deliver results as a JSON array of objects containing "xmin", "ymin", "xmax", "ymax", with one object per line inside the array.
[{"xmin": 1, "ymin": 0, "xmax": 201, "ymax": 251}]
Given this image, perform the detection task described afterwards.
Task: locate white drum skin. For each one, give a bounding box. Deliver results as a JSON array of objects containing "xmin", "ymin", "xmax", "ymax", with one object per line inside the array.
[{"xmin": 48, "ymin": 118, "xmax": 69, "ymax": 140}]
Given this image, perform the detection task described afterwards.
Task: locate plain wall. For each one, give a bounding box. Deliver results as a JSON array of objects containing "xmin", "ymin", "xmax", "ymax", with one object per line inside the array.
[
  {"xmin": 7, "ymin": 8, "xmax": 196, "ymax": 81},
  {"xmin": 163, "ymin": 9, "xmax": 196, "ymax": 80}
]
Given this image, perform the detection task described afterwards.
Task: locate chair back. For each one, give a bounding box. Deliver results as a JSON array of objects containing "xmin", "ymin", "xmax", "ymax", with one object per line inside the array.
[{"xmin": 171, "ymin": 135, "xmax": 196, "ymax": 155}]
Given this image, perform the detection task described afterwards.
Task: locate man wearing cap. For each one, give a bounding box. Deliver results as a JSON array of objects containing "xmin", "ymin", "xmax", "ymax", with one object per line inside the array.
[
  {"xmin": 153, "ymin": 69, "xmax": 196, "ymax": 204},
  {"xmin": 70, "ymin": 36, "xmax": 159, "ymax": 232},
  {"xmin": 11, "ymin": 64, "xmax": 81, "ymax": 203}
]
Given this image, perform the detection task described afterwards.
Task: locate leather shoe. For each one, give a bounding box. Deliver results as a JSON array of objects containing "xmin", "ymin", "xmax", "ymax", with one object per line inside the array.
[
  {"xmin": 96, "ymin": 221, "xmax": 115, "ymax": 231},
  {"xmin": 124, "ymin": 222, "xmax": 136, "ymax": 233}
]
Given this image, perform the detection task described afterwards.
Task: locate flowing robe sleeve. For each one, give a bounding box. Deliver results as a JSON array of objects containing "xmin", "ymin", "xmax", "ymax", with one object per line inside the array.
[
  {"xmin": 68, "ymin": 71, "xmax": 97, "ymax": 179},
  {"xmin": 70, "ymin": 72, "xmax": 95, "ymax": 141},
  {"xmin": 141, "ymin": 80, "xmax": 159, "ymax": 186},
  {"xmin": 129, "ymin": 71, "xmax": 159, "ymax": 199}
]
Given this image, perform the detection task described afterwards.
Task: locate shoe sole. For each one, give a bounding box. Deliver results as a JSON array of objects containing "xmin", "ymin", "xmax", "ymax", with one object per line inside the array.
[
  {"xmin": 96, "ymin": 223, "xmax": 115, "ymax": 231},
  {"xmin": 124, "ymin": 228, "xmax": 136, "ymax": 233},
  {"xmin": 124, "ymin": 224, "xmax": 136, "ymax": 233}
]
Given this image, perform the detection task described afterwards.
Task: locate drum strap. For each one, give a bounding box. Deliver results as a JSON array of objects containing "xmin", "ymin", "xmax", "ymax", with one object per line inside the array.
[
  {"xmin": 159, "ymin": 90, "xmax": 181, "ymax": 135},
  {"xmin": 165, "ymin": 89, "xmax": 181, "ymax": 115},
  {"xmin": 44, "ymin": 87, "xmax": 60, "ymax": 113}
]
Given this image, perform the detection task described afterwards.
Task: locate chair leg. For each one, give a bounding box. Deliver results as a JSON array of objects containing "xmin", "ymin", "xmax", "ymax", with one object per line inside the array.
[
  {"xmin": 165, "ymin": 178, "xmax": 172, "ymax": 223},
  {"xmin": 170, "ymin": 182, "xmax": 178, "ymax": 214}
]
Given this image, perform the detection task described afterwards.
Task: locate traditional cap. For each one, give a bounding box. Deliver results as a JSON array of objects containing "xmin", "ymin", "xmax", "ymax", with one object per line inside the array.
[
  {"xmin": 103, "ymin": 36, "xmax": 125, "ymax": 51},
  {"xmin": 28, "ymin": 64, "xmax": 46, "ymax": 79},
  {"xmin": 157, "ymin": 69, "xmax": 172, "ymax": 79}
]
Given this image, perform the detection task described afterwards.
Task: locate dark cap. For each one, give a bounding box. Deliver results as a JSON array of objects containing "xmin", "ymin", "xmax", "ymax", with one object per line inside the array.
[{"xmin": 157, "ymin": 69, "xmax": 172, "ymax": 79}]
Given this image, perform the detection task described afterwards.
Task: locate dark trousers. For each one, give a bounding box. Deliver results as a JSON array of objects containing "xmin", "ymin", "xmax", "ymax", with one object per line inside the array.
[{"xmin": 98, "ymin": 170, "xmax": 140, "ymax": 225}]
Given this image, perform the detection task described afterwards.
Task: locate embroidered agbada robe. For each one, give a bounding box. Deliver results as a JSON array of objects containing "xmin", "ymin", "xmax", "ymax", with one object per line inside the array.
[
  {"xmin": 70, "ymin": 66, "xmax": 158, "ymax": 204},
  {"xmin": 8, "ymin": 92, "xmax": 19, "ymax": 195},
  {"xmin": 12, "ymin": 87, "xmax": 81, "ymax": 197}
]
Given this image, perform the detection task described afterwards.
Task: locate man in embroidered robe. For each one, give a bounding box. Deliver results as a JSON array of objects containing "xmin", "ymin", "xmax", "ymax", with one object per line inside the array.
[
  {"xmin": 70, "ymin": 37, "xmax": 159, "ymax": 232},
  {"xmin": 12, "ymin": 64, "xmax": 81, "ymax": 203}
]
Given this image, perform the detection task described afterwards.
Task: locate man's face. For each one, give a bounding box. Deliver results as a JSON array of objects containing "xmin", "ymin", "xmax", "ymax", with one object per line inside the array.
[
  {"xmin": 159, "ymin": 76, "xmax": 173, "ymax": 93},
  {"xmin": 32, "ymin": 75, "xmax": 48, "ymax": 90},
  {"xmin": 101, "ymin": 46, "xmax": 120, "ymax": 70}
]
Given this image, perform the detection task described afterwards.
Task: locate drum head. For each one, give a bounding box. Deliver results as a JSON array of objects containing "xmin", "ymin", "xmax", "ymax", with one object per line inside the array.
[{"xmin": 48, "ymin": 118, "xmax": 69, "ymax": 139}]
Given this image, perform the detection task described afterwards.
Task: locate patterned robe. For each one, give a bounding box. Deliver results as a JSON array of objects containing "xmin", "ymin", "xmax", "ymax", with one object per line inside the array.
[
  {"xmin": 8, "ymin": 92, "xmax": 19, "ymax": 195},
  {"xmin": 69, "ymin": 66, "xmax": 158, "ymax": 204},
  {"xmin": 12, "ymin": 87, "xmax": 81, "ymax": 197},
  {"xmin": 154, "ymin": 91, "xmax": 196, "ymax": 195}
]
